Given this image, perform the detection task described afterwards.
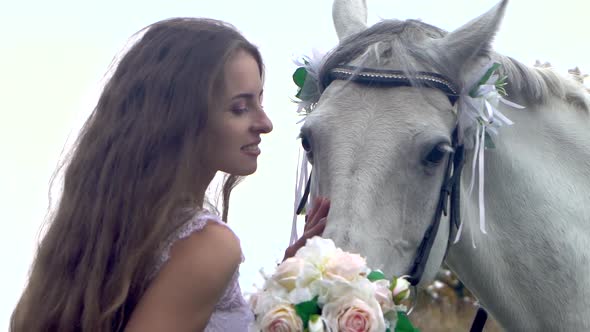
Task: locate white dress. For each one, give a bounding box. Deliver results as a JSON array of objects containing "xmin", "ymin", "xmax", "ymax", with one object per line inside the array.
[{"xmin": 151, "ymin": 211, "xmax": 254, "ymax": 331}]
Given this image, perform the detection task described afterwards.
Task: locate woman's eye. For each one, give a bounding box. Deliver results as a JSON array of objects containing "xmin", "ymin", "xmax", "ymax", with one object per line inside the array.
[
  {"xmin": 423, "ymin": 143, "xmax": 452, "ymax": 166},
  {"xmin": 231, "ymin": 107, "xmax": 248, "ymax": 115}
]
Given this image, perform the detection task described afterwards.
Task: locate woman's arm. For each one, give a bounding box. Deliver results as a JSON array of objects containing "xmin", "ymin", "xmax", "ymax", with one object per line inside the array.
[{"xmin": 125, "ymin": 222, "xmax": 241, "ymax": 332}]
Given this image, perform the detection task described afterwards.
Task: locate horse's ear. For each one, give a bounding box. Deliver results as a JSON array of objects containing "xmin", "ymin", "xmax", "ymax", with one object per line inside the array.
[
  {"xmin": 332, "ymin": 0, "xmax": 368, "ymax": 41},
  {"xmin": 438, "ymin": 0, "xmax": 508, "ymax": 67}
]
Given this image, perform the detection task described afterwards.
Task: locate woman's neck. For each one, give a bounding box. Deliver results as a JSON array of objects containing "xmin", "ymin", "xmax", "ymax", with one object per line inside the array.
[{"xmin": 195, "ymin": 170, "xmax": 217, "ymax": 208}]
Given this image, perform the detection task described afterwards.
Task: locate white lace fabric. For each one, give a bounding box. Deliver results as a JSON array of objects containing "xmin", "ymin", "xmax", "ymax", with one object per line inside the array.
[{"xmin": 151, "ymin": 211, "xmax": 254, "ymax": 331}]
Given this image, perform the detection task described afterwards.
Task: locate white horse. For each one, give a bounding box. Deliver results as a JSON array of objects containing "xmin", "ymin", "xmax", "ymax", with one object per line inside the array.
[{"xmin": 300, "ymin": 0, "xmax": 590, "ymax": 330}]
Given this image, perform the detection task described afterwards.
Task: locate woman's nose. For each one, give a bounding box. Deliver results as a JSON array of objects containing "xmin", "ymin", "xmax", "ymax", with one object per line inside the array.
[{"xmin": 254, "ymin": 110, "xmax": 273, "ymax": 134}]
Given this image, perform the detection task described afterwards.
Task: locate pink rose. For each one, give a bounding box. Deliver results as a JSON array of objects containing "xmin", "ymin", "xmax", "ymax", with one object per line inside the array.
[
  {"xmin": 323, "ymin": 297, "xmax": 385, "ymax": 332},
  {"xmin": 259, "ymin": 304, "xmax": 303, "ymax": 332},
  {"xmin": 325, "ymin": 250, "xmax": 368, "ymax": 282}
]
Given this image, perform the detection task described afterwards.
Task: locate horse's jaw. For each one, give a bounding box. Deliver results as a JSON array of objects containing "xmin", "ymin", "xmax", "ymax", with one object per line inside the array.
[{"xmin": 321, "ymin": 193, "xmax": 452, "ymax": 287}]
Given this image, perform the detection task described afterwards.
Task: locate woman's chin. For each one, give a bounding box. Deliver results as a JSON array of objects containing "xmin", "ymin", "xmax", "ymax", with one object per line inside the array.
[{"xmin": 225, "ymin": 165, "xmax": 257, "ymax": 176}]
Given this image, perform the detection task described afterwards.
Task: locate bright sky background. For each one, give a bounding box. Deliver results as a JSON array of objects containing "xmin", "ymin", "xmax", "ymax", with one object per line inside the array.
[{"xmin": 1, "ymin": 0, "xmax": 588, "ymax": 329}]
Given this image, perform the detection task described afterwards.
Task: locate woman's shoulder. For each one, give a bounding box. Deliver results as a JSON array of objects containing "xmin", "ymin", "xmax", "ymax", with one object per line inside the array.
[
  {"xmin": 152, "ymin": 209, "xmax": 242, "ymax": 277},
  {"xmin": 127, "ymin": 210, "xmax": 243, "ymax": 331}
]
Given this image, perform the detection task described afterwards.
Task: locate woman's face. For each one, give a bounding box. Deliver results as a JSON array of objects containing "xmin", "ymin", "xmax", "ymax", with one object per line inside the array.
[{"xmin": 203, "ymin": 49, "xmax": 273, "ymax": 176}]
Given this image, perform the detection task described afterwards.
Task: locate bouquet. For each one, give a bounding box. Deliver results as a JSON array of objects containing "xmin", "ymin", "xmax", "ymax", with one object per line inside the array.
[{"xmin": 249, "ymin": 237, "xmax": 419, "ymax": 332}]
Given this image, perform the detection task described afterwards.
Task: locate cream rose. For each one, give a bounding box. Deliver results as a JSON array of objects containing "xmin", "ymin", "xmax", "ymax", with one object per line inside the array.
[
  {"xmin": 273, "ymin": 257, "xmax": 304, "ymax": 291},
  {"xmin": 259, "ymin": 304, "xmax": 303, "ymax": 332},
  {"xmin": 323, "ymin": 296, "xmax": 385, "ymax": 332}
]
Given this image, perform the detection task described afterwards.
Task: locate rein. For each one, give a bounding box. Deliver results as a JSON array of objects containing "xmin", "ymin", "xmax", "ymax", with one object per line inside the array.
[{"xmin": 297, "ymin": 65, "xmax": 488, "ymax": 332}]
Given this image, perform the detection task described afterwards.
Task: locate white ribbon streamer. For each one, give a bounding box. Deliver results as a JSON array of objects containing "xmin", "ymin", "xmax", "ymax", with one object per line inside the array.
[
  {"xmin": 453, "ymin": 62, "xmax": 525, "ymax": 247},
  {"xmin": 290, "ymin": 148, "xmax": 309, "ymax": 245},
  {"xmin": 478, "ymin": 126, "xmax": 486, "ymax": 234}
]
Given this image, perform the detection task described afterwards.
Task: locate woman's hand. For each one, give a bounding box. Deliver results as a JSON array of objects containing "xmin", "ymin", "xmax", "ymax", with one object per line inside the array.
[{"xmin": 282, "ymin": 197, "xmax": 330, "ymax": 261}]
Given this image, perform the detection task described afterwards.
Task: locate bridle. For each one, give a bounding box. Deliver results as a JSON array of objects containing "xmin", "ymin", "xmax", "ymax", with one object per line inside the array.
[
  {"xmin": 297, "ymin": 64, "xmax": 488, "ymax": 332},
  {"xmin": 325, "ymin": 64, "xmax": 465, "ymax": 285}
]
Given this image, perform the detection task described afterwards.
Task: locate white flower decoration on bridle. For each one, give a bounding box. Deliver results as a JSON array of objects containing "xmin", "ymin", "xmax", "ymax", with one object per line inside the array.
[
  {"xmin": 292, "ymin": 49, "xmax": 325, "ymax": 116},
  {"xmin": 455, "ymin": 62, "xmax": 525, "ymax": 247}
]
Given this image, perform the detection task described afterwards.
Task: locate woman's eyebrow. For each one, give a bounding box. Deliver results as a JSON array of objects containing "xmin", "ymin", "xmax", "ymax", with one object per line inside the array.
[{"xmin": 231, "ymin": 90, "xmax": 264, "ymax": 101}]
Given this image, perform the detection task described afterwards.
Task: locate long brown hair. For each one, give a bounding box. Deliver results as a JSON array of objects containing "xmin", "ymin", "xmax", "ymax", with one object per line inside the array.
[{"xmin": 10, "ymin": 17, "xmax": 263, "ymax": 332}]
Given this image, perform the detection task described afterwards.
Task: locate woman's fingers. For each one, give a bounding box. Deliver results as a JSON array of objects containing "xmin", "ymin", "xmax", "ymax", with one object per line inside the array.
[
  {"xmin": 284, "ymin": 217, "xmax": 328, "ymax": 261},
  {"xmin": 305, "ymin": 198, "xmax": 330, "ymax": 232},
  {"xmin": 305, "ymin": 217, "xmax": 327, "ymax": 238},
  {"xmin": 305, "ymin": 197, "xmax": 324, "ymax": 225},
  {"xmin": 284, "ymin": 197, "xmax": 330, "ymax": 261}
]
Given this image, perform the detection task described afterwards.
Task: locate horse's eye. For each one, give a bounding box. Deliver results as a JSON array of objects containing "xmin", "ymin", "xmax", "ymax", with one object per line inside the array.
[
  {"xmin": 301, "ymin": 135, "xmax": 312, "ymax": 152},
  {"xmin": 300, "ymin": 133, "xmax": 314, "ymax": 163},
  {"xmin": 424, "ymin": 143, "xmax": 453, "ymax": 166}
]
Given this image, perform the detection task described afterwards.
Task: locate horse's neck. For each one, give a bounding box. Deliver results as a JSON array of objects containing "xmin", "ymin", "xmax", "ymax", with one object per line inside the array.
[{"xmin": 447, "ymin": 97, "xmax": 590, "ymax": 330}]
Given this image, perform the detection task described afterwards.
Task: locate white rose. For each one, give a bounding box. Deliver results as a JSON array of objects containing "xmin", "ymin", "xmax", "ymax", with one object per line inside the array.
[
  {"xmin": 295, "ymin": 236, "xmax": 338, "ymax": 263},
  {"xmin": 259, "ymin": 303, "xmax": 303, "ymax": 332},
  {"xmin": 287, "ymin": 285, "xmax": 314, "ymax": 304},
  {"xmin": 373, "ymin": 279, "xmax": 395, "ymax": 313},
  {"xmin": 297, "ymin": 259, "xmax": 323, "ymax": 289},
  {"xmin": 322, "ymin": 277, "xmax": 374, "ymax": 304},
  {"xmin": 293, "ymin": 237, "xmax": 337, "ymax": 292}
]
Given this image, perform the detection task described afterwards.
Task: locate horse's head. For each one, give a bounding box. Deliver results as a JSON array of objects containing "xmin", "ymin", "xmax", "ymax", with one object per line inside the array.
[{"xmin": 304, "ymin": 0, "xmax": 508, "ymax": 284}]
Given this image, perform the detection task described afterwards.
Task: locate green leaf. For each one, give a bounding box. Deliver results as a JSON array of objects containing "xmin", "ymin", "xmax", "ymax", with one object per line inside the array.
[
  {"xmin": 367, "ymin": 270, "xmax": 387, "ymax": 282},
  {"xmin": 295, "ymin": 296, "xmax": 321, "ymax": 329},
  {"xmin": 295, "ymin": 87, "xmax": 302, "ymax": 99},
  {"xmin": 293, "ymin": 67, "xmax": 308, "ymax": 88},
  {"xmin": 395, "ymin": 312, "xmax": 420, "ymax": 332},
  {"xmin": 469, "ymin": 62, "xmax": 501, "ymax": 97},
  {"xmin": 479, "ymin": 63, "xmax": 501, "ymax": 85}
]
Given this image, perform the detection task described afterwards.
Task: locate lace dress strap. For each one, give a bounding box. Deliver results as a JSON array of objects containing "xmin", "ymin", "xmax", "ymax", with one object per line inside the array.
[{"xmin": 152, "ymin": 210, "xmax": 240, "ymax": 276}]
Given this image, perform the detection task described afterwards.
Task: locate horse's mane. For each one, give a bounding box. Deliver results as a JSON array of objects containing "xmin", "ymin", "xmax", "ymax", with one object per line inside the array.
[
  {"xmin": 320, "ymin": 19, "xmax": 589, "ymax": 112},
  {"xmin": 496, "ymin": 56, "xmax": 589, "ymax": 111}
]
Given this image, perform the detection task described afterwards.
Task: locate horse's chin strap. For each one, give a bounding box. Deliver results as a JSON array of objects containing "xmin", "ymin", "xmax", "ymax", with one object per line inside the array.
[
  {"xmin": 403, "ymin": 132, "xmax": 488, "ymax": 332},
  {"xmin": 296, "ymin": 171, "xmax": 312, "ymax": 215}
]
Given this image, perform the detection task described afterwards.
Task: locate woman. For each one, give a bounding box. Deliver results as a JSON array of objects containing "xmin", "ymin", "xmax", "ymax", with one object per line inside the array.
[{"xmin": 10, "ymin": 17, "xmax": 329, "ymax": 331}]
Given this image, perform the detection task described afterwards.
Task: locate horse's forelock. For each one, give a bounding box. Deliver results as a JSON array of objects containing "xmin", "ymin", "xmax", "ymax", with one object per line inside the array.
[{"xmin": 319, "ymin": 19, "xmax": 453, "ymax": 89}]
